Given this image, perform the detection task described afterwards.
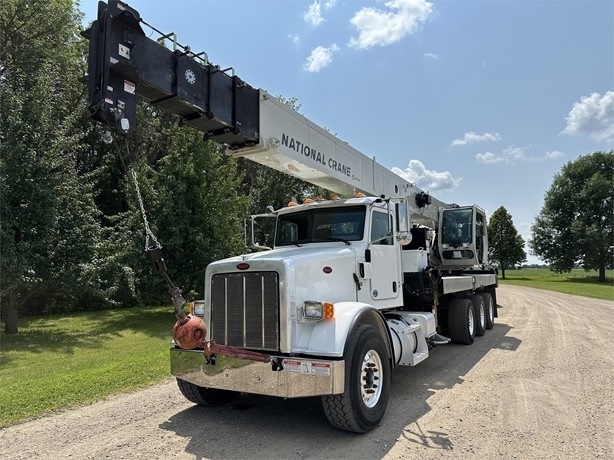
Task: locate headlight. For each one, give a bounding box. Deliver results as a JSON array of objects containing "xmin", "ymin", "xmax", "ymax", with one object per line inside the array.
[{"xmin": 302, "ymin": 301, "xmax": 334, "ymax": 320}]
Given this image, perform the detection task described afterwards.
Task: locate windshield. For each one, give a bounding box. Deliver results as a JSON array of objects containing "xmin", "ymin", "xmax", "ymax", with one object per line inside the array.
[
  {"xmin": 441, "ymin": 208, "xmax": 473, "ymax": 247},
  {"xmin": 275, "ymin": 206, "xmax": 366, "ymax": 246}
]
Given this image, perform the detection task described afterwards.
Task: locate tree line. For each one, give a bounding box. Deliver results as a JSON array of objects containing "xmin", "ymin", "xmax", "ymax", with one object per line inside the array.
[
  {"xmin": 487, "ymin": 151, "xmax": 613, "ymax": 281},
  {"xmin": 1, "ymin": 1, "xmax": 612, "ymax": 334}
]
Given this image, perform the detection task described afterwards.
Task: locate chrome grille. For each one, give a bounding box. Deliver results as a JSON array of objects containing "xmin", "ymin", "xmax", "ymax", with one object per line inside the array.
[{"xmin": 210, "ymin": 271, "xmax": 279, "ymax": 351}]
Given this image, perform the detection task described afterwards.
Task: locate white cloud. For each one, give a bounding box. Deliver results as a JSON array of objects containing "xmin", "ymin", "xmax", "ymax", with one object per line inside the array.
[
  {"xmin": 391, "ymin": 159, "xmax": 461, "ymax": 192},
  {"xmin": 348, "ymin": 0, "xmax": 435, "ymax": 49},
  {"xmin": 545, "ymin": 150, "xmax": 564, "ymax": 159},
  {"xmin": 288, "ymin": 34, "xmax": 300, "ymax": 47},
  {"xmin": 527, "ymin": 149, "xmax": 565, "ymax": 162},
  {"xmin": 475, "ymin": 145, "xmax": 527, "ymax": 163},
  {"xmin": 303, "ymin": 1, "xmax": 336, "ymax": 27},
  {"xmin": 304, "ymin": 44, "xmax": 339, "ymax": 72},
  {"xmin": 475, "ymin": 152, "xmax": 503, "ymax": 164},
  {"xmin": 304, "ymin": 1, "xmax": 325, "ymax": 27},
  {"xmin": 561, "ymin": 91, "xmax": 614, "ymax": 142},
  {"xmin": 503, "ymin": 145, "xmax": 525, "ymax": 161},
  {"xmin": 475, "ymin": 145, "xmax": 562, "ymax": 163},
  {"xmin": 475, "ymin": 146, "xmax": 525, "ymax": 163},
  {"xmin": 451, "ymin": 131, "xmax": 501, "ymax": 147},
  {"xmin": 423, "ymin": 52, "xmax": 440, "ymax": 60}
]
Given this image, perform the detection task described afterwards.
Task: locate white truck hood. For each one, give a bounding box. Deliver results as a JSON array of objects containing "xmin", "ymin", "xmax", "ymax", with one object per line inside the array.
[{"xmin": 206, "ymin": 244, "xmax": 360, "ymax": 304}]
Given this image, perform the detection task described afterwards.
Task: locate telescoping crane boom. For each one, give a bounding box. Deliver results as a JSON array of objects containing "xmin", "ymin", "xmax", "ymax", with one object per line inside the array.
[{"xmin": 84, "ymin": 0, "xmax": 498, "ymax": 434}]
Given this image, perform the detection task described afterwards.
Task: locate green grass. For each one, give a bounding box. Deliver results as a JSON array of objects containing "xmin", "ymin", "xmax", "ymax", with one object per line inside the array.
[
  {"xmin": 499, "ymin": 268, "xmax": 614, "ymax": 301},
  {"xmin": 0, "ymin": 305, "xmax": 176, "ymax": 428}
]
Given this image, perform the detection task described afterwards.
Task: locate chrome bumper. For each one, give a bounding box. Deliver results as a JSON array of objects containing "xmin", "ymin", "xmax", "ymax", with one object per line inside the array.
[{"xmin": 170, "ymin": 348, "xmax": 345, "ymax": 398}]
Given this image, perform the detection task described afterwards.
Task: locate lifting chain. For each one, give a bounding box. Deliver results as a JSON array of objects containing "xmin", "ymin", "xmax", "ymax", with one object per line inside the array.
[
  {"xmin": 130, "ymin": 168, "xmax": 161, "ymax": 251},
  {"xmin": 111, "ymin": 130, "xmax": 187, "ymax": 319}
]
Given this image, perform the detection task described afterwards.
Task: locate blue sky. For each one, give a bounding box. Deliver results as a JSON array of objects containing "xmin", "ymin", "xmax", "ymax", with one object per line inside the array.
[{"xmin": 80, "ymin": 0, "xmax": 613, "ymax": 264}]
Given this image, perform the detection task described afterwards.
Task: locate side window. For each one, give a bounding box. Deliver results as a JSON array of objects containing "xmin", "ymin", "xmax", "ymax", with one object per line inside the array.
[
  {"xmin": 476, "ymin": 212, "xmax": 484, "ymax": 263},
  {"xmin": 276, "ymin": 211, "xmax": 311, "ymax": 246},
  {"xmin": 371, "ymin": 211, "xmax": 392, "ymax": 245}
]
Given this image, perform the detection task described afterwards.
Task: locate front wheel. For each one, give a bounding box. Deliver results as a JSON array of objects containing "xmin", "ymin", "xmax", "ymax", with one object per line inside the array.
[
  {"xmin": 322, "ymin": 324, "xmax": 391, "ymax": 433},
  {"xmin": 176, "ymin": 378, "xmax": 239, "ymax": 406}
]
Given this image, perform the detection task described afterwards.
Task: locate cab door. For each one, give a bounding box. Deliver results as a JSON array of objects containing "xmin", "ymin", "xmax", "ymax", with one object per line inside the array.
[{"xmin": 366, "ymin": 209, "xmax": 402, "ymax": 301}]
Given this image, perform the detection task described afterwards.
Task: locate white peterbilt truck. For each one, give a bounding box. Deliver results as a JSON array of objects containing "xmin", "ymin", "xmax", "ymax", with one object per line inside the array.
[{"xmin": 85, "ymin": 1, "xmax": 499, "ymax": 433}]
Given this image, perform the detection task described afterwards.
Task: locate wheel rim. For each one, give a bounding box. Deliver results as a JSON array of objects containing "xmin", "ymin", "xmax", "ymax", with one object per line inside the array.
[
  {"xmin": 360, "ymin": 349, "xmax": 383, "ymax": 408},
  {"xmin": 467, "ymin": 308, "xmax": 475, "ymax": 335},
  {"xmin": 487, "ymin": 300, "xmax": 494, "ymax": 322},
  {"xmin": 479, "ymin": 304, "xmax": 485, "ymax": 327}
]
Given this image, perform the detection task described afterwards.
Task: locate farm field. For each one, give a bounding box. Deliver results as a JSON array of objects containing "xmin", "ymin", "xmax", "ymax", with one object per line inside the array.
[{"xmin": 499, "ymin": 268, "xmax": 613, "ymax": 301}]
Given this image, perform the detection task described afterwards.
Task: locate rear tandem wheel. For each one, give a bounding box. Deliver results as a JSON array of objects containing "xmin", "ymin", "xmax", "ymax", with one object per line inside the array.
[
  {"xmin": 480, "ymin": 292, "xmax": 495, "ymax": 329},
  {"xmin": 448, "ymin": 298, "xmax": 476, "ymax": 345},
  {"xmin": 467, "ymin": 294, "xmax": 486, "ymax": 337}
]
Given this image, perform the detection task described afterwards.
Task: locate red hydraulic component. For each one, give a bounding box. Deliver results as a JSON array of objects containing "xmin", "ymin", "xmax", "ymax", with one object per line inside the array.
[
  {"xmin": 146, "ymin": 246, "xmax": 207, "ymax": 349},
  {"xmin": 172, "ymin": 314, "xmax": 207, "ymax": 350}
]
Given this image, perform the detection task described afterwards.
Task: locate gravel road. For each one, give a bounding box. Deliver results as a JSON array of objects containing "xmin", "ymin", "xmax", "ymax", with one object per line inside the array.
[{"xmin": 1, "ymin": 285, "xmax": 613, "ymax": 460}]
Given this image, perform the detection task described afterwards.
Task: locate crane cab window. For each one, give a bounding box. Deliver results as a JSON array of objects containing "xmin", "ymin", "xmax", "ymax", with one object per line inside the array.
[{"xmin": 441, "ymin": 208, "xmax": 474, "ymax": 248}]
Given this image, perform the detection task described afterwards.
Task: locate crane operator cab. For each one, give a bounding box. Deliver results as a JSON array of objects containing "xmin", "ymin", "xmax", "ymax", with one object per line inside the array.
[{"xmin": 437, "ymin": 205, "xmax": 488, "ymax": 268}]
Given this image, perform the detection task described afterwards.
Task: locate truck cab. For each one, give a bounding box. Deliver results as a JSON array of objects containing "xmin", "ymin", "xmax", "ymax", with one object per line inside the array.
[{"xmin": 204, "ymin": 196, "xmax": 406, "ymax": 359}]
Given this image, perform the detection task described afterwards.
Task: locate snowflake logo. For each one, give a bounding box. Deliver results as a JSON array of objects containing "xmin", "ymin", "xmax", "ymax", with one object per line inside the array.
[{"xmin": 185, "ymin": 69, "xmax": 196, "ymax": 84}]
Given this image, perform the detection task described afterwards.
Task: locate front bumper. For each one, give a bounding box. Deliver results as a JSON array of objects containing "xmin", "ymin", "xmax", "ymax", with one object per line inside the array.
[{"xmin": 170, "ymin": 348, "xmax": 345, "ymax": 398}]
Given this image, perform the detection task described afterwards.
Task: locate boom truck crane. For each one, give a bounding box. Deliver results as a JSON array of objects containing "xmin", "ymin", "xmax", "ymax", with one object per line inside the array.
[{"xmin": 84, "ymin": 0, "xmax": 498, "ymax": 433}]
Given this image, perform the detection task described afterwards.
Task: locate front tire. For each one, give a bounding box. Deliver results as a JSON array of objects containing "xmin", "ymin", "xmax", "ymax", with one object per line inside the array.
[
  {"xmin": 448, "ymin": 298, "xmax": 476, "ymax": 345},
  {"xmin": 176, "ymin": 378, "xmax": 239, "ymax": 406},
  {"xmin": 322, "ymin": 324, "xmax": 391, "ymax": 433}
]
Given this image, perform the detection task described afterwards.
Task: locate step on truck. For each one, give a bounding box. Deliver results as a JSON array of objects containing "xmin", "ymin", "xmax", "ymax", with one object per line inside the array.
[{"xmin": 83, "ymin": 0, "xmax": 499, "ymax": 433}]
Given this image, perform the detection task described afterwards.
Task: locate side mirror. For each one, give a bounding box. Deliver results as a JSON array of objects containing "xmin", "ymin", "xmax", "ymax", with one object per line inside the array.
[
  {"xmin": 395, "ymin": 201, "xmax": 412, "ymax": 246},
  {"xmin": 396, "ymin": 201, "xmax": 409, "ymax": 232},
  {"xmin": 244, "ymin": 211, "xmax": 276, "ymax": 252}
]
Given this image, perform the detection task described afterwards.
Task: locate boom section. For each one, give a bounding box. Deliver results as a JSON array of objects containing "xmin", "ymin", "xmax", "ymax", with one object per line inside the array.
[{"xmin": 226, "ymin": 94, "xmax": 445, "ymax": 222}]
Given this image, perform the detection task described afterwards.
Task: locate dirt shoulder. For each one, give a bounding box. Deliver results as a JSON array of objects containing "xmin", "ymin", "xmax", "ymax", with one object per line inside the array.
[{"xmin": 1, "ymin": 285, "xmax": 613, "ymax": 459}]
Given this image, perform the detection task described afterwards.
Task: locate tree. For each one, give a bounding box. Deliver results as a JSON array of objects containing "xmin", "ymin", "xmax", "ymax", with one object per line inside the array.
[
  {"xmin": 487, "ymin": 206, "xmax": 527, "ymax": 279},
  {"xmin": 93, "ymin": 105, "xmax": 250, "ymax": 305},
  {"xmin": 0, "ymin": 0, "xmax": 102, "ymax": 332},
  {"xmin": 529, "ymin": 151, "xmax": 613, "ymax": 282},
  {"xmin": 148, "ymin": 124, "xmax": 249, "ymax": 300}
]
